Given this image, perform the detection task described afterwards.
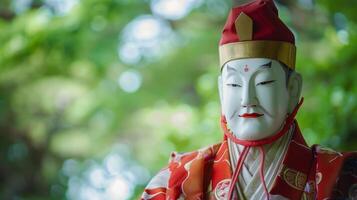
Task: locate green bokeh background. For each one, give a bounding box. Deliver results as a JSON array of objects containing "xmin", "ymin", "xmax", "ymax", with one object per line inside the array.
[{"xmin": 0, "ymin": 0, "xmax": 356, "ymax": 199}]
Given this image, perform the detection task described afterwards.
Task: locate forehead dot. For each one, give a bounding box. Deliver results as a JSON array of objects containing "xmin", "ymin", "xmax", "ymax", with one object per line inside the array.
[{"xmin": 244, "ymin": 65, "xmax": 249, "ymax": 72}]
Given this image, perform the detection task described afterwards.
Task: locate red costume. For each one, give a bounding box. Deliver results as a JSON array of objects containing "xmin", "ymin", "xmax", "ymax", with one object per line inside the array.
[
  {"xmin": 141, "ymin": 125, "xmax": 357, "ymax": 199},
  {"xmin": 141, "ymin": 0, "xmax": 357, "ymax": 199}
]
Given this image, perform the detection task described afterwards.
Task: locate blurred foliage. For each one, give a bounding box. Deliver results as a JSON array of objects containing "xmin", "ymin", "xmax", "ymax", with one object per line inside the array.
[{"xmin": 0, "ymin": 0, "xmax": 356, "ymax": 199}]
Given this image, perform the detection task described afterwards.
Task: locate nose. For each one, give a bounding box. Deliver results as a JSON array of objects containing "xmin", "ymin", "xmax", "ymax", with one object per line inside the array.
[{"xmin": 241, "ymin": 82, "xmax": 258, "ymax": 107}]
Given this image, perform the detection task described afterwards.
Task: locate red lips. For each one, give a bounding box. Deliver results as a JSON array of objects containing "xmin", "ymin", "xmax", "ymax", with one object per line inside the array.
[{"xmin": 239, "ymin": 113, "xmax": 264, "ymax": 118}]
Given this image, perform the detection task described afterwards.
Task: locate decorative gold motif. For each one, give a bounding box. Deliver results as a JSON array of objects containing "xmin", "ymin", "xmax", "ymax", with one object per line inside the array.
[
  {"xmin": 280, "ymin": 165, "xmax": 307, "ymax": 191},
  {"xmin": 219, "ymin": 40, "xmax": 296, "ymax": 70},
  {"xmin": 235, "ymin": 12, "xmax": 253, "ymax": 41}
]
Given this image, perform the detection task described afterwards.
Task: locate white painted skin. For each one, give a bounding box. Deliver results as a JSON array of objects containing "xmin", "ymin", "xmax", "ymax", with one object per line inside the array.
[{"xmin": 218, "ymin": 58, "xmax": 302, "ymax": 140}]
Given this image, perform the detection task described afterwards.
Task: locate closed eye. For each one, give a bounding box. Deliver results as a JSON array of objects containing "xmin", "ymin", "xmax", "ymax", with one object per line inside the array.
[
  {"xmin": 226, "ymin": 83, "xmax": 242, "ymax": 87},
  {"xmin": 256, "ymin": 80, "xmax": 275, "ymax": 86}
]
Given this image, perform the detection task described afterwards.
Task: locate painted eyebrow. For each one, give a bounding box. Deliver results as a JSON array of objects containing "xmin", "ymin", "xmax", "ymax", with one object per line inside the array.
[
  {"xmin": 254, "ymin": 61, "xmax": 272, "ymax": 73},
  {"xmin": 225, "ymin": 64, "xmax": 238, "ymax": 79},
  {"xmin": 260, "ymin": 61, "xmax": 272, "ymax": 69},
  {"xmin": 227, "ymin": 64, "xmax": 237, "ymax": 72}
]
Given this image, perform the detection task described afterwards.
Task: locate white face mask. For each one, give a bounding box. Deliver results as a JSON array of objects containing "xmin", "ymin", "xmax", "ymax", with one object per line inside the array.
[{"xmin": 219, "ymin": 58, "xmax": 302, "ymax": 140}]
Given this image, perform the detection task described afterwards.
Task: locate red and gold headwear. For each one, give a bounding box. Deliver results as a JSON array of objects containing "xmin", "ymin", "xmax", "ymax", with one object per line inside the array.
[{"xmin": 219, "ymin": 0, "xmax": 296, "ymax": 70}]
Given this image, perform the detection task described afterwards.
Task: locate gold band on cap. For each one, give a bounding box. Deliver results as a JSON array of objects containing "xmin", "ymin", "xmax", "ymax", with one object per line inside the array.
[{"xmin": 219, "ymin": 40, "xmax": 296, "ymax": 70}]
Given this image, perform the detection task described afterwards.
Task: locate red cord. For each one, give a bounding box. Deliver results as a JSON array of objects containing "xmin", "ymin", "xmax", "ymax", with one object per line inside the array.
[
  {"xmin": 227, "ymin": 146, "xmax": 250, "ymax": 200},
  {"xmin": 259, "ymin": 146, "xmax": 270, "ymax": 200},
  {"xmin": 222, "ymin": 98, "xmax": 304, "ymax": 199}
]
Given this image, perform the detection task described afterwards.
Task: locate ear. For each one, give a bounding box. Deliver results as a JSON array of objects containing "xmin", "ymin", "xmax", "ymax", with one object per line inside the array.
[
  {"xmin": 218, "ymin": 75, "xmax": 224, "ymax": 115},
  {"xmin": 287, "ymin": 71, "xmax": 303, "ymax": 113}
]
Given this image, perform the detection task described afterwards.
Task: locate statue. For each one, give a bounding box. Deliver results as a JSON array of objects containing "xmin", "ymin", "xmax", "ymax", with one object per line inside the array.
[{"xmin": 141, "ymin": 0, "xmax": 357, "ymax": 199}]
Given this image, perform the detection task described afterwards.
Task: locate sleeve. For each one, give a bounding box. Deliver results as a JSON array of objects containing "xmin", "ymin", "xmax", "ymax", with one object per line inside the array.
[
  {"xmin": 140, "ymin": 149, "xmax": 205, "ymax": 200},
  {"xmin": 141, "ymin": 167, "xmax": 171, "ymax": 200}
]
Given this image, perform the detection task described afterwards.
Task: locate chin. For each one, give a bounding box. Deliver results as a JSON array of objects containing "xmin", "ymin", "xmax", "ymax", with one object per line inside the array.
[
  {"xmin": 233, "ymin": 119, "xmax": 272, "ymax": 140},
  {"xmin": 234, "ymin": 130, "xmax": 267, "ymax": 140}
]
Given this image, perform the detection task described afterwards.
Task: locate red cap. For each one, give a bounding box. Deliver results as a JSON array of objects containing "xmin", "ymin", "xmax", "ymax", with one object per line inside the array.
[{"xmin": 219, "ymin": 0, "xmax": 296, "ymax": 70}]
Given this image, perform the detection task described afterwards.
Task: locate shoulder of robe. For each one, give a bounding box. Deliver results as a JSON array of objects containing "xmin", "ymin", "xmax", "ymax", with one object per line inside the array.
[
  {"xmin": 313, "ymin": 145, "xmax": 357, "ymax": 199},
  {"xmin": 141, "ymin": 142, "xmax": 223, "ymax": 200}
]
